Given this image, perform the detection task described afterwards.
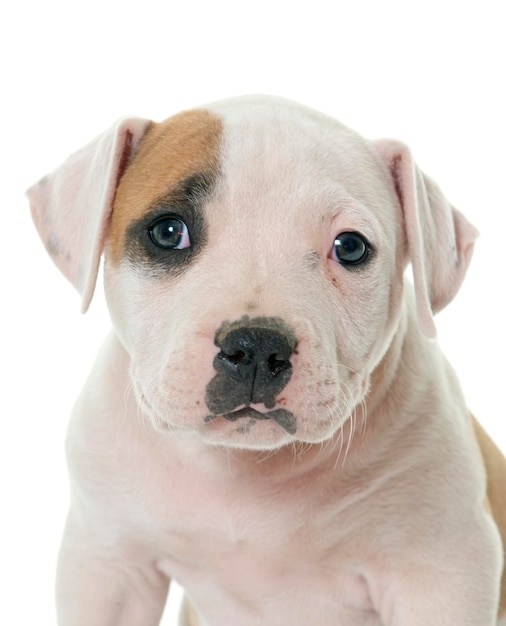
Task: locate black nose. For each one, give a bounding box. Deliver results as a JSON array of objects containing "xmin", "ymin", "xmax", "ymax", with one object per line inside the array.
[{"xmin": 206, "ymin": 317, "xmax": 296, "ymax": 413}]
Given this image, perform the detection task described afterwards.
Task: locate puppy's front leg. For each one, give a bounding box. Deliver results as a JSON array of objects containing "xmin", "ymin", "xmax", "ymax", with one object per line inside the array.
[
  {"xmin": 379, "ymin": 519, "xmax": 503, "ymax": 626},
  {"xmin": 56, "ymin": 510, "xmax": 169, "ymax": 626},
  {"xmin": 385, "ymin": 574, "xmax": 499, "ymax": 626}
]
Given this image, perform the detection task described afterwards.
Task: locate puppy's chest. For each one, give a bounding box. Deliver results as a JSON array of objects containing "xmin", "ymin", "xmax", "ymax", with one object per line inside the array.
[{"xmin": 145, "ymin": 451, "xmax": 378, "ymax": 622}]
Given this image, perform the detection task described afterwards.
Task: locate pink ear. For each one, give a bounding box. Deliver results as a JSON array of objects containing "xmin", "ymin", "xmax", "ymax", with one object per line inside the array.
[
  {"xmin": 375, "ymin": 140, "xmax": 479, "ymax": 339},
  {"xmin": 27, "ymin": 117, "xmax": 149, "ymax": 312}
]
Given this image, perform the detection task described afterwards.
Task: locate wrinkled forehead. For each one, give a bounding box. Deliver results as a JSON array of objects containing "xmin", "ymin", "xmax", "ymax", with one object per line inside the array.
[
  {"xmin": 109, "ymin": 98, "xmax": 389, "ymax": 263},
  {"xmin": 210, "ymin": 98, "xmax": 374, "ymax": 200}
]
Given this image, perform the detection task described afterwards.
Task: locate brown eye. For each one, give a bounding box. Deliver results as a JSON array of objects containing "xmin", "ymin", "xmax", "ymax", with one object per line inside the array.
[{"xmin": 332, "ymin": 232, "xmax": 370, "ymax": 266}]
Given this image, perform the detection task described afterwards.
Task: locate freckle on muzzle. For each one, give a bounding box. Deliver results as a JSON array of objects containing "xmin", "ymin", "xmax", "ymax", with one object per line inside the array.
[{"xmin": 205, "ymin": 316, "xmax": 297, "ymax": 434}]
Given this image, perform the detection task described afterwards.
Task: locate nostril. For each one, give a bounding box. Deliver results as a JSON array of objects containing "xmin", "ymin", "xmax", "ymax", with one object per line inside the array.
[
  {"xmin": 267, "ymin": 353, "xmax": 291, "ymax": 377},
  {"xmin": 225, "ymin": 351, "xmax": 291, "ymax": 375},
  {"xmin": 222, "ymin": 350, "xmax": 249, "ymax": 366}
]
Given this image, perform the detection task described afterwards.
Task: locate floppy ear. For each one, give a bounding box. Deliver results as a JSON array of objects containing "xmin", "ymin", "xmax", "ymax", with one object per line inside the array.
[
  {"xmin": 375, "ymin": 140, "xmax": 479, "ymax": 339},
  {"xmin": 27, "ymin": 117, "xmax": 149, "ymax": 313}
]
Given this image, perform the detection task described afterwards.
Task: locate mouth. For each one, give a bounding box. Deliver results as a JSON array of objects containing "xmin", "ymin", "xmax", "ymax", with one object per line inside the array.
[{"xmin": 205, "ymin": 406, "xmax": 297, "ymax": 435}]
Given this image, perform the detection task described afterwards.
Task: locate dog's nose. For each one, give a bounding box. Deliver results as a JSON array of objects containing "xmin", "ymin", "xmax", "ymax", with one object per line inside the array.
[
  {"xmin": 217, "ymin": 325, "xmax": 293, "ymax": 387},
  {"xmin": 207, "ymin": 318, "xmax": 296, "ymax": 412}
]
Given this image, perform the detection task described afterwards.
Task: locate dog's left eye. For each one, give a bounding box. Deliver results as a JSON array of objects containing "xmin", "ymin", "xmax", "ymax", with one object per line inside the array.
[
  {"xmin": 332, "ymin": 231, "xmax": 370, "ymax": 266},
  {"xmin": 148, "ymin": 217, "xmax": 191, "ymax": 250}
]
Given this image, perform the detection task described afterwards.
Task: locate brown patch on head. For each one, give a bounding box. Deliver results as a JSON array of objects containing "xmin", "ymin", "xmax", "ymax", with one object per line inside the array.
[{"xmin": 108, "ymin": 109, "xmax": 223, "ymax": 263}]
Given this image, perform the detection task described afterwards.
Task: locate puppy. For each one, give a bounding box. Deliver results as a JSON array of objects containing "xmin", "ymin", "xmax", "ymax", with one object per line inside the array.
[{"xmin": 28, "ymin": 96, "xmax": 506, "ymax": 625}]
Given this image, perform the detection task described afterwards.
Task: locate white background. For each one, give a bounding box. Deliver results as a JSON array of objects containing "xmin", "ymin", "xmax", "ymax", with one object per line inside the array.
[{"xmin": 1, "ymin": 1, "xmax": 505, "ymax": 623}]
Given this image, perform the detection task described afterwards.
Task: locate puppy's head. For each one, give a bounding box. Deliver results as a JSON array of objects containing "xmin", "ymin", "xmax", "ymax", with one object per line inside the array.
[{"xmin": 28, "ymin": 96, "xmax": 477, "ymax": 450}]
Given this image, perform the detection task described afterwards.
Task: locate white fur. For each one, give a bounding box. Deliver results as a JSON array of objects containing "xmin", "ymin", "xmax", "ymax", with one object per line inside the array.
[{"xmin": 28, "ymin": 96, "xmax": 503, "ymax": 625}]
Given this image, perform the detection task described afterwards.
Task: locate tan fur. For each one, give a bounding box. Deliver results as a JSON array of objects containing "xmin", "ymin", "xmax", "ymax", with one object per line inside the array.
[
  {"xmin": 179, "ymin": 595, "xmax": 200, "ymax": 626},
  {"xmin": 109, "ymin": 109, "xmax": 223, "ymax": 263},
  {"xmin": 473, "ymin": 417, "xmax": 506, "ymax": 617}
]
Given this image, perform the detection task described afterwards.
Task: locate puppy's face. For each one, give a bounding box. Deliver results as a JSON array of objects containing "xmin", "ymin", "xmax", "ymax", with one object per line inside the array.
[{"xmin": 104, "ymin": 99, "xmax": 405, "ymax": 450}]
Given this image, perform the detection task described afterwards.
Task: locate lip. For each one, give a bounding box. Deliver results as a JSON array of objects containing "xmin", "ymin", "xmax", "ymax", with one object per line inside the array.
[{"xmin": 205, "ymin": 406, "xmax": 297, "ymax": 435}]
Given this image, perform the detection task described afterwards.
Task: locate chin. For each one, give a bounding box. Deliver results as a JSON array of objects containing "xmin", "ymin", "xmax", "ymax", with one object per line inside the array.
[{"xmin": 198, "ymin": 414, "xmax": 297, "ymax": 450}]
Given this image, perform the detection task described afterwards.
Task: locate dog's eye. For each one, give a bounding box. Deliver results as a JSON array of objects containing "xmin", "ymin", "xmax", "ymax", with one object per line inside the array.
[
  {"xmin": 332, "ymin": 232, "xmax": 370, "ymax": 266},
  {"xmin": 148, "ymin": 217, "xmax": 191, "ymax": 250}
]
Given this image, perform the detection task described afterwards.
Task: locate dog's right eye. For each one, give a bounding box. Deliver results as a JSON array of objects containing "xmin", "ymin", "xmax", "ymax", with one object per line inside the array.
[{"xmin": 148, "ymin": 216, "xmax": 191, "ymax": 250}]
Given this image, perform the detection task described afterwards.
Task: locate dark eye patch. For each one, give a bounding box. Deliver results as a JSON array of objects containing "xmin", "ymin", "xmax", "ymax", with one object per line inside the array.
[{"xmin": 123, "ymin": 172, "xmax": 213, "ymax": 276}]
